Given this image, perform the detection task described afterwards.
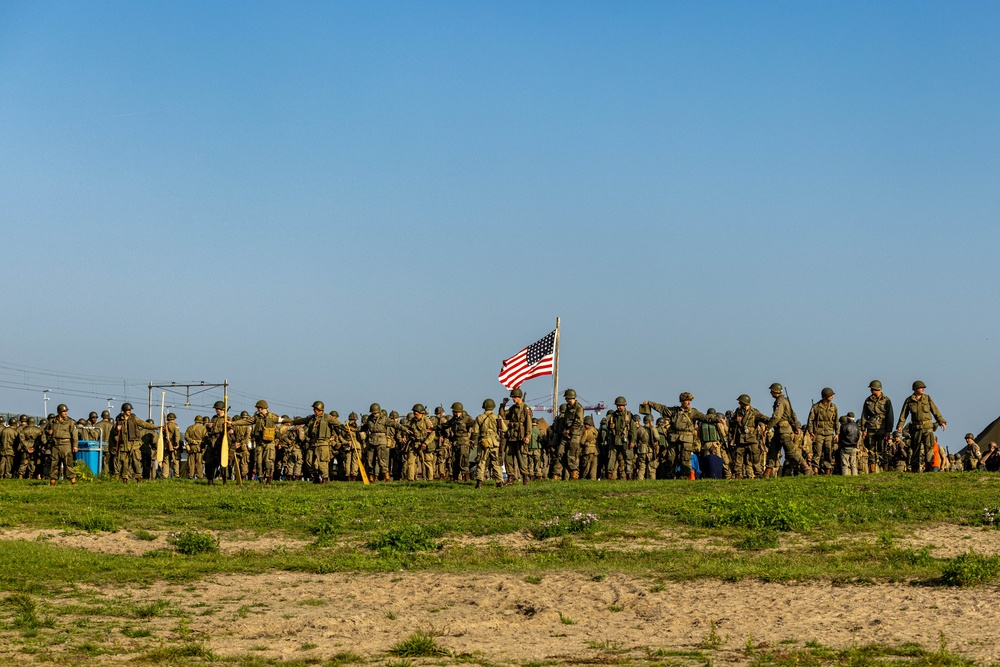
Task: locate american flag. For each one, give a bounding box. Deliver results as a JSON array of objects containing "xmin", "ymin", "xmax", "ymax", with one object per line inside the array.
[{"xmin": 498, "ymin": 330, "xmax": 556, "ymax": 389}]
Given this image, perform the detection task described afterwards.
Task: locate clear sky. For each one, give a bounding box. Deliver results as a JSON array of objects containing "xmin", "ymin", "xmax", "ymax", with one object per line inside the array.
[{"xmin": 1, "ymin": 1, "xmax": 998, "ymax": 449}]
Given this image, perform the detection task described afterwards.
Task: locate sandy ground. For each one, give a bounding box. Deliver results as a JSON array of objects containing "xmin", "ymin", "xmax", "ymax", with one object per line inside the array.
[
  {"xmin": 11, "ymin": 571, "xmax": 998, "ymax": 665},
  {"xmin": 0, "ymin": 528, "xmax": 310, "ymax": 555}
]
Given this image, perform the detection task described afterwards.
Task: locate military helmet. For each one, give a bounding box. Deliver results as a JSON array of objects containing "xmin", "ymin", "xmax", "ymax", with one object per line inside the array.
[
  {"xmin": 435, "ymin": 406, "xmax": 444, "ymax": 415},
  {"xmin": 240, "ymin": 411, "xmax": 249, "ymax": 418},
  {"xmin": 194, "ymin": 415, "xmax": 204, "ymax": 423},
  {"xmin": 912, "ymin": 380, "xmax": 926, "ymax": 390},
  {"xmin": 643, "ymin": 415, "xmax": 653, "ymax": 425},
  {"xmin": 369, "ymin": 403, "xmax": 380, "ymax": 413},
  {"xmin": 349, "ymin": 412, "xmax": 358, "ymax": 421},
  {"xmin": 965, "ymin": 433, "xmax": 975, "ymax": 440},
  {"xmin": 167, "ymin": 412, "xmax": 176, "ymax": 420},
  {"xmin": 330, "ymin": 410, "xmax": 339, "ymax": 418},
  {"xmin": 56, "ymin": 403, "xmax": 68, "ymax": 413},
  {"xmin": 255, "ymin": 399, "xmax": 269, "ymax": 409},
  {"xmin": 412, "ymin": 404, "xmax": 426, "ymax": 414},
  {"xmin": 846, "ymin": 412, "xmax": 855, "ymax": 419},
  {"xmin": 89, "ymin": 411, "xmax": 98, "ymax": 419},
  {"xmin": 213, "ymin": 401, "xmax": 225, "ymax": 411},
  {"xmin": 101, "ymin": 410, "xmax": 111, "ymax": 418},
  {"xmin": 19, "ymin": 414, "xmax": 27, "ymax": 422},
  {"xmin": 869, "ymin": 380, "xmax": 883, "ymax": 390},
  {"xmin": 122, "ymin": 402, "xmax": 134, "ymax": 411},
  {"xmin": 821, "ymin": 387, "xmax": 834, "ymax": 399},
  {"xmin": 482, "ymin": 398, "xmax": 496, "ymax": 410},
  {"xmin": 510, "ymin": 388, "xmax": 524, "ymax": 398},
  {"xmin": 737, "ymin": 394, "xmax": 751, "ymax": 405},
  {"xmin": 451, "ymin": 402, "xmax": 464, "ymax": 412},
  {"xmin": 564, "ymin": 388, "xmax": 577, "ymax": 399},
  {"xmin": 769, "ymin": 383, "xmax": 783, "ymax": 394},
  {"xmin": 679, "ymin": 392, "xmax": 694, "ymax": 402},
  {"xmin": 389, "ymin": 411, "xmax": 399, "ymax": 419},
  {"xmin": 614, "ymin": 396, "xmax": 627, "ymax": 406},
  {"xmin": 839, "ymin": 415, "xmax": 849, "ymax": 425},
  {"xmin": 26, "ymin": 417, "xmax": 35, "ymax": 426},
  {"xmin": 707, "ymin": 408, "xmax": 716, "ymax": 415},
  {"xmin": 281, "ymin": 415, "xmax": 290, "ymax": 420},
  {"xmin": 583, "ymin": 415, "xmax": 594, "ymax": 426},
  {"xmin": 312, "ymin": 401, "xmax": 324, "ymax": 411}
]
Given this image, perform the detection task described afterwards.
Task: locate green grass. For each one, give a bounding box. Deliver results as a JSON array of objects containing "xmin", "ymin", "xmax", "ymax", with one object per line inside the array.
[{"xmin": 388, "ymin": 629, "xmax": 449, "ymax": 657}]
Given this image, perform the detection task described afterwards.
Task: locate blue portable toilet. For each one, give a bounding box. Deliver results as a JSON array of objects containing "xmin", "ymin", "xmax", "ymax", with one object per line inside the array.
[{"xmin": 75, "ymin": 427, "xmax": 104, "ymax": 475}]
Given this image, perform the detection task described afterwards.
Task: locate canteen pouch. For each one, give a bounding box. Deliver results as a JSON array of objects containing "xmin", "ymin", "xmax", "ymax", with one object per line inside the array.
[{"xmin": 262, "ymin": 427, "xmax": 276, "ymax": 443}]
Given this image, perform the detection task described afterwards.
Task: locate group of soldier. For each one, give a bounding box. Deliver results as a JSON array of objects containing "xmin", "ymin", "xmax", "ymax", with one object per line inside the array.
[{"xmin": 2, "ymin": 379, "xmax": 995, "ymax": 486}]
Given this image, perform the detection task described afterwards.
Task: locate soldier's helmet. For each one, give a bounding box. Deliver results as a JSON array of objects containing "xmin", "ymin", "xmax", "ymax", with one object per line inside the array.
[
  {"xmin": 370, "ymin": 403, "xmax": 381, "ymax": 413},
  {"xmin": 412, "ymin": 404, "xmax": 426, "ymax": 414},
  {"xmin": 101, "ymin": 410, "xmax": 111, "ymax": 418},
  {"xmin": 312, "ymin": 401, "xmax": 324, "ymax": 411},
  {"xmin": 846, "ymin": 412, "xmax": 855, "ymax": 419},
  {"xmin": 389, "ymin": 411, "xmax": 399, "ymax": 419},
  {"xmin": 435, "ymin": 406, "xmax": 444, "ymax": 415},
  {"xmin": 19, "ymin": 415, "xmax": 27, "ymax": 422},
  {"xmin": 451, "ymin": 402, "xmax": 464, "ymax": 412},
  {"xmin": 679, "ymin": 392, "xmax": 694, "ymax": 402},
  {"xmin": 510, "ymin": 388, "xmax": 524, "ymax": 398},
  {"xmin": 56, "ymin": 404, "xmax": 68, "ymax": 413},
  {"xmin": 349, "ymin": 412, "xmax": 358, "ymax": 421},
  {"xmin": 240, "ymin": 411, "xmax": 250, "ymax": 418},
  {"xmin": 195, "ymin": 416, "xmax": 204, "ymax": 423},
  {"xmin": 839, "ymin": 416, "xmax": 849, "ymax": 425},
  {"xmin": 564, "ymin": 388, "xmax": 577, "ymax": 399},
  {"xmin": 27, "ymin": 417, "xmax": 36, "ymax": 426},
  {"xmin": 869, "ymin": 380, "xmax": 883, "ymax": 390},
  {"xmin": 614, "ymin": 396, "xmax": 627, "ymax": 406},
  {"xmin": 482, "ymin": 398, "xmax": 496, "ymax": 410},
  {"xmin": 643, "ymin": 415, "xmax": 653, "ymax": 425},
  {"xmin": 281, "ymin": 415, "xmax": 290, "ymax": 420},
  {"xmin": 912, "ymin": 380, "xmax": 926, "ymax": 390},
  {"xmin": 167, "ymin": 412, "xmax": 176, "ymax": 420},
  {"xmin": 330, "ymin": 411, "xmax": 339, "ymax": 419},
  {"xmin": 213, "ymin": 401, "xmax": 226, "ymax": 411},
  {"xmin": 122, "ymin": 402, "xmax": 134, "ymax": 411},
  {"xmin": 89, "ymin": 411, "xmax": 98, "ymax": 419},
  {"xmin": 707, "ymin": 408, "xmax": 717, "ymax": 415},
  {"xmin": 583, "ymin": 415, "xmax": 594, "ymax": 426},
  {"xmin": 965, "ymin": 433, "xmax": 975, "ymax": 440},
  {"xmin": 769, "ymin": 383, "xmax": 783, "ymax": 394},
  {"xmin": 255, "ymin": 399, "xmax": 269, "ymax": 409},
  {"xmin": 737, "ymin": 394, "xmax": 751, "ymax": 405},
  {"xmin": 821, "ymin": 387, "xmax": 834, "ymax": 399}
]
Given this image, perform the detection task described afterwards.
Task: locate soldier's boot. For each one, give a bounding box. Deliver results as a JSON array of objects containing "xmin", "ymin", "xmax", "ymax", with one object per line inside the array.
[
  {"xmin": 607, "ymin": 471, "xmax": 616, "ymax": 480},
  {"xmin": 382, "ymin": 474, "xmax": 391, "ymax": 482},
  {"xmin": 496, "ymin": 481, "xmax": 503, "ymax": 488},
  {"xmin": 570, "ymin": 471, "xmax": 579, "ymax": 480},
  {"xmin": 49, "ymin": 479, "xmax": 56, "ymax": 486},
  {"xmin": 522, "ymin": 476, "xmax": 529, "ymax": 485},
  {"xmin": 70, "ymin": 478, "xmax": 76, "ymax": 485},
  {"xmin": 475, "ymin": 480, "xmax": 482, "ymax": 489},
  {"xmin": 763, "ymin": 467, "xmax": 774, "ymax": 478}
]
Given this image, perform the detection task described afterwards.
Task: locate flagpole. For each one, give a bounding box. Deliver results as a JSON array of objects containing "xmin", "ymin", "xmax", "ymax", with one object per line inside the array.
[{"xmin": 551, "ymin": 317, "xmax": 560, "ymax": 417}]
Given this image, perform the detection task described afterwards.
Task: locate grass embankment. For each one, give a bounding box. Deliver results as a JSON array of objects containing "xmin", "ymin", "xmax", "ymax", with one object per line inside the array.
[{"xmin": 0, "ymin": 473, "xmax": 999, "ymax": 591}]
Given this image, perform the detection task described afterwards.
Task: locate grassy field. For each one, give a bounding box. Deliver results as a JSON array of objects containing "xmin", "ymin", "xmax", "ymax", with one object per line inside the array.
[{"xmin": 1, "ymin": 473, "xmax": 999, "ymax": 666}]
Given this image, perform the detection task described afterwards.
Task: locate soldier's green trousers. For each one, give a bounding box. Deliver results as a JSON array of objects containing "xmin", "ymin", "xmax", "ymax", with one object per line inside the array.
[
  {"xmin": 437, "ymin": 444, "xmax": 451, "ymax": 480},
  {"xmin": 49, "ymin": 444, "xmax": 76, "ymax": 481},
  {"xmin": 580, "ymin": 451, "xmax": 598, "ymax": 480},
  {"xmin": 256, "ymin": 444, "xmax": 276, "ymax": 480},
  {"xmin": 766, "ymin": 429, "xmax": 804, "ymax": 471},
  {"xmin": 186, "ymin": 446, "xmax": 203, "ymax": 479},
  {"xmin": 285, "ymin": 445, "xmax": 302, "ymax": 478},
  {"xmin": 0, "ymin": 453, "xmax": 12, "ymax": 479},
  {"xmin": 526, "ymin": 448, "xmax": 543, "ymax": 479},
  {"xmin": 633, "ymin": 449, "xmax": 655, "ymax": 480},
  {"xmin": 16, "ymin": 451, "xmax": 35, "ymax": 478},
  {"xmin": 606, "ymin": 445, "xmax": 629, "ymax": 480},
  {"xmin": 118, "ymin": 440, "xmax": 143, "ymax": 481},
  {"xmin": 476, "ymin": 445, "xmax": 503, "ymax": 484},
  {"xmin": 312, "ymin": 443, "xmax": 331, "ymax": 481},
  {"xmin": 453, "ymin": 444, "xmax": 471, "ymax": 478},
  {"xmin": 504, "ymin": 439, "xmax": 527, "ymax": 482},
  {"xmin": 909, "ymin": 428, "xmax": 935, "ymax": 472},
  {"xmin": 814, "ymin": 433, "xmax": 837, "ymax": 473}
]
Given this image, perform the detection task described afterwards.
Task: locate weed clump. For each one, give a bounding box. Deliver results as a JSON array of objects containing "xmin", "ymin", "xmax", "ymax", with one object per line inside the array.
[
  {"xmin": 366, "ymin": 526, "xmax": 444, "ymax": 554},
  {"xmin": 735, "ymin": 530, "xmax": 780, "ymax": 551},
  {"xmin": 167, "ymin": 528, "xmax": 219, "ymax": 555},
  {"xmin": 684, "ymin": 495, "xmax": 816, "ymax": 532},
  {"xmin": 531, "ymin": 513, "xmax": 598, "ymax": 540},
  {"xmin": 939, "ymin": 551, "xmax": 1000, "ymax": 587},
  {"xmin": 5, "ymin": 593, "xmax": 56, "ymax": 631},
  {"xmin": 64, "ymin": 508, "xmax": 118, "ymax": 533},
  {"xmin": 388, "ymin": 629, "xmax": 449, "ymax": 657}
]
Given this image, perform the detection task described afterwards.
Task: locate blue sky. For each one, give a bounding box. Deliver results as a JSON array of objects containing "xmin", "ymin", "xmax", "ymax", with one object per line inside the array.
[{"xmin": 1, "ymin": 1, "xmax": 998, "ymax": 448}]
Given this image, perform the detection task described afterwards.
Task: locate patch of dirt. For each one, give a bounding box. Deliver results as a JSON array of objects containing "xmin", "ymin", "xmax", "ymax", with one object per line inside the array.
[
  {"xmin": 7, "ymin": 572, "xmax": 997, "ymax": 666},
  {"xmin": 896, "ymin": 523, "xmax": 1000, "ymax": 557},
  {"xmin": 0, "ymin": 528, "xmax": 309, "ymax": 556}
]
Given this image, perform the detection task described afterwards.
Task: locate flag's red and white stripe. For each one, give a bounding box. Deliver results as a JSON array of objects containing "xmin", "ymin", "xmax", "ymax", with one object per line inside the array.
[{"xmin": 498, "ymin": 330, "xmax": 556, "ymax": 389}]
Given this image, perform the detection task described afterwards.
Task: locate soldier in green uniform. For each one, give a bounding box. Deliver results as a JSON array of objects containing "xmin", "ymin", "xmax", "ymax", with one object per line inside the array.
[
  {"xmin": 0, "ymin": 417, "xmax": 16, "ymax": 479},
  {"xmin": 605, "ymin": 398, "xmax": 637, "ymax": 480},
  {"xmin": 699, "ymin": 408, "xmax": 729, "ymax": 479},
  {"xmin": 551, "ymin": 389, "xmax": 585, "ymax": 479},
  {"xmin": 15, "ymin": 417, "xmax": 40, "ymax": 479},
  {"xmin": 96, "ymin": 410, "xmax": 114, "ymax": 475},
  {"xmin": 895, "ymin": 381, "xmax": 946, "ymax": 472},
  {"xmin": 360, "ymin": 404, "xmax": 391, "ymax": 481},
  {"xmin": 162, "ymin": 413, "xmax": 183, "ymax": 478},
  {"xmin": 806, "ymin": 388, "xmax": 840, "ymax": 474},
  {"xmin": 111, "ymin": 403, "xmax": 159, "ymax": 484},
  {"xmin": 580, "ymin": 415, "xmax": 599, "ymax": 480},
  {"xmin": 229, "ymin": 411, "xmax": 251, "ymax": 481},
  {"xmin": 45, "ymin": 405, "xmax": 78, "ymax": 485},
  {"xmin": 959, "ymin": 433, "xmax": 982, "ymax": 471},
  {"xmin": 643, "ymin": 392, "xmax": 723, "ymax": 480},
  {"xmin": 441, "ymin": 402, "xmax": 474, "ymax": 482},
  {"xmin": 340, "ymin": 412, "xmax": 364, "ymax": 481},
  {"xmin": 499, "ymin": 388, "xmax": 533, "ymax": 485},
  {"xmin": 288, "ymin": 402, "xmax": 346, "ymax": 484},
  {"xmin": 764, "ymin": 383, "xmax": 807, "ymax": 476},
  {"xmin": 203, "ymin": 401, "xmax": 232, "ymax": 484},
  {"xmin": 472, "ymin": 399, "xmax": 503, "ymax": 488},
  {"xmin": 634, "ymin": 415, "xmax": 657, "ymax": 480},
  {"xmin": 396, "ymin": 404, "xmax": 434, "ymax": 481},
  {"xmin": 232, "ymin": 400, "xmax": 282, "ymax": 483},
  {"xmin": 860, "ymin": 380, "xmax": 894, "ymax": 473},
  {"xmin": 431, "ymin": 407, "xmax": 452, "ymax": 481},
  {"xmin": 184, "ymin": 416, "xmax": 207, "ymax": 479},
  {"xmin": 527, "ymin": 418, "xmax": 543, "ymax": 480}
]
